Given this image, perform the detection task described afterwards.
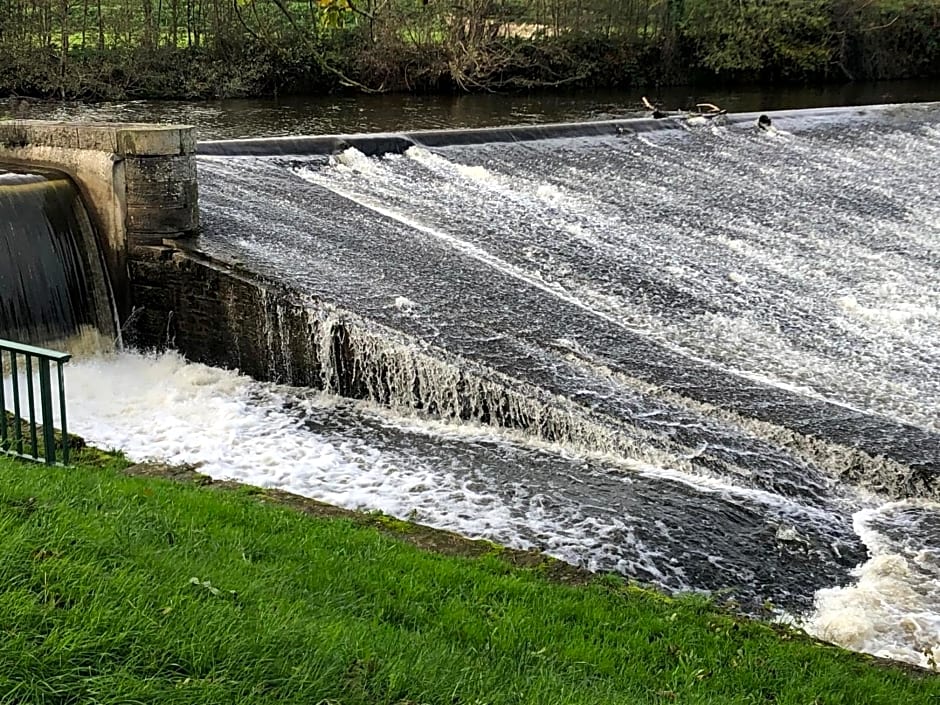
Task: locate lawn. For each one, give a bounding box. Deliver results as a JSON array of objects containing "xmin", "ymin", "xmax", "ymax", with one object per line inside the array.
[{"xmin": 0, "ymin": 449, "xmax": 936, "ymax": 704}]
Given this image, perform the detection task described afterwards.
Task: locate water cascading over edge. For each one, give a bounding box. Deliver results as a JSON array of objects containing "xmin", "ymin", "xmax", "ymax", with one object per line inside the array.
[
  {"xmin": 0, "ymin": 165, "xmax": 116, "ymax": 347},
  {"xmin": 187, "ymin": 106, "xmax": 940, "ymax": 505}
]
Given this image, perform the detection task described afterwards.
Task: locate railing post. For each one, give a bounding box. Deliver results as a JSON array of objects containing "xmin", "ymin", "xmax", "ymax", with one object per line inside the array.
[
  {"xmin": 25, "ymin": 355, "xmax": 39, "ymax": 456},
  {"xmin": 57, "ymin": 361, "xmax": 69, "ymax": 465},
  {"xmin": 1, "ymin": 339, "xmax": 71, "ymax": 465},
  {"xmin": 0, "ymin": 351, "xmax": 6, "ymax": 448},
  {"xmin": 11, "ymin": 352, "xmax": 22, "ymax": 455},
  {"xmin": 37, "ymin": 359, "xmax": 57, "ymax": 465}
]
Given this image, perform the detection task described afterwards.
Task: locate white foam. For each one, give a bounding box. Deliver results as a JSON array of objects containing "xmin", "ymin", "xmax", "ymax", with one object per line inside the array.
[
  {"xmin": 295, "ymin": 127, "xmax": 940, "ymax": 434},
  {"xmin": 804, "ymin": 500, "xmax": 940, "ymax": 670},
  {"xmin": 406, "ymin": 146, "xmax": 497, "ymax": 183},
  {"xmin": 0, "ymin": 350, "xmax": 698, "ymax": 584},
  {"xmin": 293, "ymin": 164, "xmax": 648, "ymax": 339},
  {"xmin": 759, "ymin": 125, "xmax": 794, "ymax": 140},
  {"xmin": 393, "ymin": 295, "xmax": 417, "ymax": 311},
  {"xmin": 331, "ymin": 147, "xmax": 378, "ymax": 174},
  {"xmin": 837, "ymin": 294, "xmax": 937, "ymax": 328}
]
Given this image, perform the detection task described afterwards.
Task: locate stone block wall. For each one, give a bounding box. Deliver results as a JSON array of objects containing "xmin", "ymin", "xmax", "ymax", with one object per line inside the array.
[{"xmin": 127, "ymin": 244, "xmax": 325, "ymax": 388}]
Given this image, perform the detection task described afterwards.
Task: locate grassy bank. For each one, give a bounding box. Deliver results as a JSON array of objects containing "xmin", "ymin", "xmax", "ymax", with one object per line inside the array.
[{"xmin": 0, "ymin": 449, "xmax": 936, "ymax": 704}]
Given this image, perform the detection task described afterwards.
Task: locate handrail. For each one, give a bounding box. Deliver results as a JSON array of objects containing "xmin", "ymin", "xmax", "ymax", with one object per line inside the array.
[{"xmin": 0, "ymin": 338, "xmax": 71, "ymax": 465}]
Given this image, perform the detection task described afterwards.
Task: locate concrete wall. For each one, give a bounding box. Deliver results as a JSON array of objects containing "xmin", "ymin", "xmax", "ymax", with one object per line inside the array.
[
  {"xmin": 126, "ymin": 244, "xmax": 582, "ymax": 436},
  {"xmin": 0, "ymin": 120, "xmax": 198, "ymax": 319}
]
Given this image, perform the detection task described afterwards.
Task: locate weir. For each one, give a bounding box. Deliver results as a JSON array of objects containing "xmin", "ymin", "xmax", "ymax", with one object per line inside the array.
[
  {"xmin": 3, "ymin": 108, "xmax": 937, "ymax": 502},
  {"xmin": 129, "ymin": 241, "xmax": 939, "ymax": 504},
  {"xmin": 3, "ymin": 107, "xmax": 940, "ymax": 664},
  {"xmin": 195, "ymin": 105, "xmax": 877, "ymax": 157},
  {"xmin": 185, "ymin": 104, "xmax": 940, "ymax": 506}
]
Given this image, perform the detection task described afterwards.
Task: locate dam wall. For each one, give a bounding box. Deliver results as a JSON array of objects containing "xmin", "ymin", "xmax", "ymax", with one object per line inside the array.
[
  {"xmin": 127, "ymin": 245, "xmax": 323, "ymax": 386},
  {"xmin": 127, "ymin": 244, "xmax": 588, "ymax": 439},
  {"xmin": 129, "ymin": 244, "xmax": 688, "ymax": 492},
  {"xmin": 0, "ymin": 121, "xmax": 198, "ymax": 319},
  {"xmin": 125, "ymin": 243, "xmax": 938, "ymax": 503},
  {"xmin": 194, "ymin": 105, "xmax": 877, "ymax": 157}
]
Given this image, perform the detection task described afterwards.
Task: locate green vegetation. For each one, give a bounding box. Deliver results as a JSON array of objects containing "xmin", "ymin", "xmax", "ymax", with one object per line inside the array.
[
  {"xmin": 0, "ymin": 449, "xmax": 937, "ymax": 703},
  {"xmin": 0, "ymin": 0, "xmax": 938, "ymax": 99}
]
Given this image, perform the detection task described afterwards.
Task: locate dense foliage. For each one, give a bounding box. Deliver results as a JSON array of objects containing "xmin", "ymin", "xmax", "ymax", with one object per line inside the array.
[{"xmin": 0, "ymin": 0, "xmax": 938, "ymax": 98}]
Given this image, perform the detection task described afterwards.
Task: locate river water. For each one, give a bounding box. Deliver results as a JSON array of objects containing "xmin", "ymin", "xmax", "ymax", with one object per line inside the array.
[
  {"xmin": 3, "ymin": 85, "xmax": 940, "ymax": 670},
  {"xmin": 6, "ymin": 79, "xmax": 940, "ymax": 138}
]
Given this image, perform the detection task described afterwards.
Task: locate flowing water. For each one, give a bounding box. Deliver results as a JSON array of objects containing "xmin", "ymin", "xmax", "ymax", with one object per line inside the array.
[
  {"xmin": 0, "ymin": 168, "xmax": 99, "ymax": 344},
  {"xmin": 3, "ymin": 98, "xmax": 940, "ymax": 669}
]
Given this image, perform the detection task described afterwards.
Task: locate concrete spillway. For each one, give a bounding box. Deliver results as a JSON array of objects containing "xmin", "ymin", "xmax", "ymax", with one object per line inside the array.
[
  {"xmin": 193, "ymin": 103, "xmax": 940, "ymax": 498},
  {"xmin": 195, "ymin": 105, "xmax": 879, "ymax": 157}
]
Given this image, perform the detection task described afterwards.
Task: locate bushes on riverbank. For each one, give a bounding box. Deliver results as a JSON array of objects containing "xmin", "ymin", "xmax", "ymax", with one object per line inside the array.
[
  {"xmin": 0, "ymin": 0, "xmax": 938, "ymax": 99},
  {"xmin": 0, "ymin": 450, "xmax": 938, "ymax": 702},
  {"xmin": 0, "ymin": 44, "xmax": 335, "ymax": 101}
]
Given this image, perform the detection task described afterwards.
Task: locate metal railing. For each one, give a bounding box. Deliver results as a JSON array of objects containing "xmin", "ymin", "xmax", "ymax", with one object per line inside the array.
[{"xmin": 0, "ymin": 339, "xmax": 71, "ymax": 465}]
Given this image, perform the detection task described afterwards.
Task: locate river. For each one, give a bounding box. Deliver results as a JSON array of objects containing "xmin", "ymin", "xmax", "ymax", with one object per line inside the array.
[{"xmin": 4, "ymin": 79, "xmax": 940, "ymax": 138}]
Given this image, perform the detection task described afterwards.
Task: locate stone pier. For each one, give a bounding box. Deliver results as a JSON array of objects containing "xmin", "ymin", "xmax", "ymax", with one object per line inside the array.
[{"xmin": 0, "ymin": 121, "xmax": 198, "ymax": 319}]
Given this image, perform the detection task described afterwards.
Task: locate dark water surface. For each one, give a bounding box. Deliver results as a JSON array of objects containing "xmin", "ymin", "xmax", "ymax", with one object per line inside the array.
[{"xmin": 5, "ymin": 79, "xmax": 940, "ymax": 139}]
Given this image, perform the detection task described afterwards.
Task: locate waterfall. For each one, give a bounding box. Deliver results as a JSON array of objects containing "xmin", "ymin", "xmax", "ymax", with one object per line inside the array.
[{"xmin": 0, "ymin": 165, "xmax": 115, "ymax": 347}]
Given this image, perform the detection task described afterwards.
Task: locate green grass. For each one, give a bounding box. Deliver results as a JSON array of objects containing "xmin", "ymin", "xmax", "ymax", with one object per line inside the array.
[{"xmin": 0, "ymin": 451, "xmax": 937, "ymax": 704}]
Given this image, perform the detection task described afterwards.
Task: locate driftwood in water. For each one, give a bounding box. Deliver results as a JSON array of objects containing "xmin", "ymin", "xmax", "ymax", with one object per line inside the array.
[
  {"xmin": 694, "ymin": 102, "xmax": 726, "ymax": 116},
  {"xmin": 641, "ymin": 96, "xmax": 726, "ymax": 120}
]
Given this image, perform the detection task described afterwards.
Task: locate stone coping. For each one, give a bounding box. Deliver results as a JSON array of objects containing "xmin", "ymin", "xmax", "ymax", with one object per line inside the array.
[{"xmin": 0, "ymin": 119, "xmax": 195, "ymax": 156}]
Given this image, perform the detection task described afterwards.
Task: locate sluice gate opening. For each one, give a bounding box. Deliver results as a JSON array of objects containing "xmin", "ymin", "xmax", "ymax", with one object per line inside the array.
[{"xmin": 0, "ymin": 165, "xmax": 114, "ymax": 347}]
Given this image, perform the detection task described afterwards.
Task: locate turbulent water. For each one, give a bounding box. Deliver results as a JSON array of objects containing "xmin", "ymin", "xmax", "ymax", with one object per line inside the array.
[
  {"xmin": 5, "ymin": 104, "xmax": 940, "ymax": 668},
  {"xmin": 4, "ymin": 350, "xmax": 937, "ymax": 669},
  {"xmin": 0, "ymin": 169, "xmax": 99, "ymax": 344}
]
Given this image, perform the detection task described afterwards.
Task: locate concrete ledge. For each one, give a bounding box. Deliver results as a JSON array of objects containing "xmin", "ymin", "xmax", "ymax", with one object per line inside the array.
[
  {"xmin": 0, "ymin": 120, "xmax": 195, "ymax": 156},
  {"xmin": 195, "ymin": 105, "xmax": 887, "ymax": 158}
]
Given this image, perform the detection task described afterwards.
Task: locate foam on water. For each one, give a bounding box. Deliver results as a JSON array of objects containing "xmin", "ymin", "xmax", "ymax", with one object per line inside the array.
[
  {"xmin": 293, "ymin": 155, "xmax": 670, "ymax": 346},
  {"xmin": 332, "ymin": 147, "xmax": 379, "ymax": 174},
  {"xmin": 805, "ymin": 500, "xmax": 940, "ymax": 670},
  {"xmin": 0, "ymin": 352, "xmax": 820, "ymax": 581},
  {"xmin": 407, "ymin": 145, "xmax": 501, "ymax": 185},
  {"xmin": 262, "ymin": 133, "xmax": 937, "ymax": 503},
  {"xmin": 837, "ymin": 293, "xmax": 938, "ymax": 329},
  {"xmin": 295, "ymin": 115, "xmax": 940, "ymax": 434}
]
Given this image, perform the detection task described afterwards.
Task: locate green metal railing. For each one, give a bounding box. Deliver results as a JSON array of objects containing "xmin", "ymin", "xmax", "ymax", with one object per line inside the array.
[{"xmin": 0, "ymin": 339, "xmax": 71, "ymax": 465}]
